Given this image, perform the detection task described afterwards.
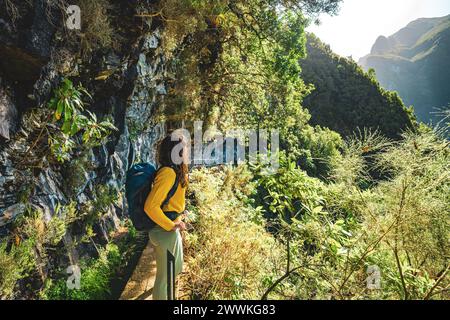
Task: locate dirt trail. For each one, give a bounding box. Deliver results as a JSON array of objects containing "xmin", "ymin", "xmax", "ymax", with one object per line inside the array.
[{"xmin": 119, "ymin": 241, "xmax": 157, "ymax": 300}]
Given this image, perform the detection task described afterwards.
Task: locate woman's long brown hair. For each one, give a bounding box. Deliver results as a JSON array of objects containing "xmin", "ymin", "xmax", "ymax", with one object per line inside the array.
[{"xmin": 157, "ymin": 134, "xmax": 189, "ymax": 188}]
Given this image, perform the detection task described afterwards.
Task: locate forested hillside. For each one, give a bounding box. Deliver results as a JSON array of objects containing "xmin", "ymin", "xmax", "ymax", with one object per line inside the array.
[
  {"xmin": 300, "ymin": 34, "xmax": 416, "ymax": 139},
  {"xmin": 360, "ymin": 15, "xmax": 450, "ymax": 124},
  {"xmin": 0, "ymin": 0, "xmax": 448, "ymax": 300}
]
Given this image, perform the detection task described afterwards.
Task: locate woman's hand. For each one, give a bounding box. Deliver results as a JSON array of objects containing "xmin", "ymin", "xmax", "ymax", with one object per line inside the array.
[{"xmin": 172, "ymin": 221, "xmax": 186, "ymax": 232}]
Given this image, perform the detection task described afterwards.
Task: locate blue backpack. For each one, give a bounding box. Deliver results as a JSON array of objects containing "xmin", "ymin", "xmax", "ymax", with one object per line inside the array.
[{"xmin": 125, "ymin": 163, "xmax": 179, "ymax": 231}]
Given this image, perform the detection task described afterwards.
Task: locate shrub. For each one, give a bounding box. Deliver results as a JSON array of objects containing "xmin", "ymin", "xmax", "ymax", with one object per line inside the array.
[
  {"xmin": 0, "ymin": 242, "xmax": 21, "ymax": 299},
  {"xmin": 47, "ymin": 79, "xmax": 117, "ymax": 163},
  {"xmin": 248, "ymin": 129, "xmax": 449, "ymax": 300},
  {"xmin": 40, "ymin": 219, "xmax": 140, "ymax": 300},
  {"xmin": 78, "ymin": 0, "xmax": 117, "ymax": 57},
  {"xmin": 0, "ymin": 204, "xmax": 80, "ymax": 299},
  {"xmin": 180, "ymin": 166, "xmax": 284, "ymax": 300},
  {"xmin": 42, "ymin": 243, "xmax": 122, "ymax": 300},
  {"xmin": 294, "ymin": 130, "xmax": 448, "ymax": 299}
]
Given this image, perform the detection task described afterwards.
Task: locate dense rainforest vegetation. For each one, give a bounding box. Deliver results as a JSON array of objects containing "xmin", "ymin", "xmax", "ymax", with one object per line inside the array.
[
  {"xmin": 300, "ymin": 34, "xmax": 416, "ymax": 139},
  {"xmin": 0, "ymin": 0, "xmax": 449, "ymax": 300}
]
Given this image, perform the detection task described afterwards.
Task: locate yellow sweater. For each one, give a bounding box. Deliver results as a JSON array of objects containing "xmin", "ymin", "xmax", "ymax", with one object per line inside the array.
[{"xmin": 144, "ymin": 167, "xmax": 186, "ymax": 231}]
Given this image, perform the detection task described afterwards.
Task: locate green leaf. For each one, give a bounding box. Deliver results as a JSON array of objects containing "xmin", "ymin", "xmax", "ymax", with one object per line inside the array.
[
  {"xmin": 61, "ymin": 121, "xmax": 71, "ymax": 134},
  {"xmin": 64, "ymin": 106, "xmax": 72, "ymax": 123},
  {"xmin": 70, "ymin": 121, "xmax": 79, "ymax": 136}
]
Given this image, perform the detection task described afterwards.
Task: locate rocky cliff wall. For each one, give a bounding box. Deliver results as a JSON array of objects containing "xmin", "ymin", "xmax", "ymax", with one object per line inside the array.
[{"xmin": 0, "ymin": 0, "xmax": 171, "ymax": 297}]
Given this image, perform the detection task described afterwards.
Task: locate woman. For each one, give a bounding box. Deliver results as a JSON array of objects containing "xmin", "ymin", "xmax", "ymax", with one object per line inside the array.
[{"xmin": 144, "ymin": 133, "xmax": 189, "ymax": 300}]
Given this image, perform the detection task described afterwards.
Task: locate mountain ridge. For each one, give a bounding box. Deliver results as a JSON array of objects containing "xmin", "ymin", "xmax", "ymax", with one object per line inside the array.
[
  {"xmin": 300, "ymin": 34, "xmax": 415, "ymax": 140},
  {"xmin": 359, "ymin": 15, "xmax": 450, "ymax": 123}
]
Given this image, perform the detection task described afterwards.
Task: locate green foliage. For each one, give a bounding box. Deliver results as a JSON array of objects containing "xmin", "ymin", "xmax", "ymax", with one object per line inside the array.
[
  {"xmin": 162, "ymin": 0, "xmax": 320, "ymax": 134},
  {"xmin": 82, "ymin": 185, "xmax": 119, "ymax": 228},
  {"xmin": 0, "ymin": 241, "xmax": 23, "ymax": 299},
  {"xmin": 253, "ymin": 129, "xmax": 449, "ymax": 300},
  {"xmin": 183, "ymin": 128, "xmax": 448, "ymax": 300},
  {"xmin": 6, "ymin": 0, "xmax": 447, "ymax": 302},
  {"xmin": 329, "ymin": 128, "xmax": 391, "ymax": 186},
  {"xmin": 300, "ymin": 34, "xmax": 416, "ymax": 139},
  {"xmin": 68, "ymin": 184, "xmax": 121, "ymax": 245},
  {"xmin": 283, "ymin": 124, "xmax": 343, "ymax": 178},
  {"xmin": 255, "ymin": 152, "xmax": 325, "ymax": 223},
  {"xmin": 41, "ymin": 221, "xmax": 141, "ymax": 300},
  {"xmin": 138, "ymin": 0, "xmax": 448, "ymax": 301},
  {"xmin": 181, "ymin": 166, "xmax": 283, "ymax": 300},
  {"xmin": 48, "ymin": 79, "xmax": 92, "ymax": 135},
  {"xmin": 49, "ymin": 132, "xmax": 77, "ymax": 163},
  {"xmin": 42, "ymin": 244, "xmax": 122, "ymax": 300},
  {"xmin": 79, "ymin": 111, "xmax": 117, "ymax": 145},
  {"xmin": 62, "ymin": 153, "xmax": 95, "ymax": 197},
  {"xmin": 14, "ymin": 205, "xmax": 76, "ymax": 248},
  {"xmin": 0, "ymin": 236, "xmax": 45, "ymax": 299},
  {"xmin": 0, "ymin": 204, "xmax": 77, "ymax": 299},
  {"xmin": 47, "ymin": 79, "xmax": 117, "ymax": 163},
  {"xmin": 78, "ymin": 0, "xmax": 118, "ymax": 57}
]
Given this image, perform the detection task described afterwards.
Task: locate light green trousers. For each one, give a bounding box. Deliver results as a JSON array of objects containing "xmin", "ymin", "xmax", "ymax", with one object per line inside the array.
[{"xmin": 148, "ymin": 226, "xmax": 183, "ymax": 300}]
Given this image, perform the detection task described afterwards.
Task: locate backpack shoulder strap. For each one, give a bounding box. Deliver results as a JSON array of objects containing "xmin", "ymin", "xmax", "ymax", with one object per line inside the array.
[{"xmin": 160, "ymin": 166, "xmax": 180, "ymax": 209}]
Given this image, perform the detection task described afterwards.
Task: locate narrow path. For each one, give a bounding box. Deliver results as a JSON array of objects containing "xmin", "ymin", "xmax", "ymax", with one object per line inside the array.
[{"xmin": 119, "ymin": 241, "xmax": 157, "ymax": 300}]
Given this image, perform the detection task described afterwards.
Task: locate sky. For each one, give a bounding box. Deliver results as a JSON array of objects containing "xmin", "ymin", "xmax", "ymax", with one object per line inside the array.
[{"xmin": 307, "ymin": 0, "xmax": 450, "ymax": 61}]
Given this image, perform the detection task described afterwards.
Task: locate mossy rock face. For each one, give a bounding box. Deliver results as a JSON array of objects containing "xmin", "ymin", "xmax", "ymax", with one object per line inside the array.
[{"xmin": 0, "ymin": 1, "xmax": 168, "ymax": 299}]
